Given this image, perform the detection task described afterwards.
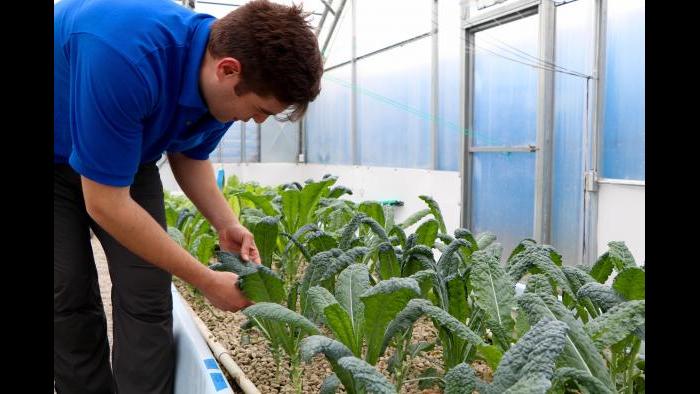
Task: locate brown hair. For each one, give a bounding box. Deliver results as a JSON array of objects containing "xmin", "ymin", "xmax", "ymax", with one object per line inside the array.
[{"xmin": 208, "ymin": 0, "xmax": 323, "ymax": 121}]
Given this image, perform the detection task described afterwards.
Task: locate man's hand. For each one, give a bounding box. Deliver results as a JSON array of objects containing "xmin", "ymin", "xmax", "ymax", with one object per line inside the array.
[
  {"xmin": 200, "ymin": 270, "xmax": 253, "ymax": 312},
  {"xmin": 219, "ymin": 223, "xmax": 261, "ymax": 264}
]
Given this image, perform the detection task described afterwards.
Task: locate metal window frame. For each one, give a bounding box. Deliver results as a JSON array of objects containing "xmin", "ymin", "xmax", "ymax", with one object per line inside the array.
[
  {"xmin": 460, "ymin": 0, "xmax": 542, "ymax": 231},
  {"xmin": 582, "ymin": 0, "xmax": 605, "ymax": 265},
  {"xmin": 533, "ymin": 0, "xmax": 555, "ymax": 244}
]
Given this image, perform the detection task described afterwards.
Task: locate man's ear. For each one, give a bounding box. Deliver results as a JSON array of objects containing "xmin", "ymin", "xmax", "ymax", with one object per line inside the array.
[{"xmin": 216, "ymin": 57, "xmax": 241, "ymax": 79}]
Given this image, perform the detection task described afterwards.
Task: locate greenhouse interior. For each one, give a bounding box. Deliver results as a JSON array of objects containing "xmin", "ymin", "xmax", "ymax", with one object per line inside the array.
[{"xmin": 53, "ymin": 0, "xmax": 645, "ymax": 393}]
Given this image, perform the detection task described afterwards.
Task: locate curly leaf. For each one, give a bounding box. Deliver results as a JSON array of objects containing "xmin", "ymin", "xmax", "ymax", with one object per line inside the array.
[
  {"xmin": 377, "ymin": 242, "xmax": 401, "ymax": 279},
  {"xmin": 381, "ymin": 299, "xmax": 484, "ymax": 357},
  {"xmin": 551, "ymin": 367, "xmax": 614, "ymax": 394},
  {"xmin": 388, "ymin": 225, "xmax": 407, "ymax": 248},
  {"xmin": 577, "ymin": 283, "xmax": 624, "ymax": 311},
  {"xmin": 562, "ymin": 266, "xmax": 596, "ymax": 296},
  {"xmin": 243, "ymin": 303, "xmax": 319, "ymax": 335},
  {"xmin": 237, "ymin": 263, "xmax": 285, "ymax": 304},
  {"xmin": 586, "ymin": 300, "xmax": 645, "ymax": 349},
  {"xmin": 444, "ymin": 362, "xmax": 478, "ymax": 394},
  {"xmin": 319, "ymin": 373, "xmax": 341, "ymax": 394},
  {"xmin": 476, "ymin": 231, "xmax": 497, "ymax": 250},
  {"xmin": 328, "ymin": 185, "xmax": 353, "ymax": 199},
  {"xmin": 359, "ymin": 201, "xmax": 385, "ymax": 228},
  {"xmin": 471, "ymin": 251, "xmax": 516, "ymax": 333},
  {"xmin": 490, "ymin": 317, "xmax": 567, "ymax": 393},
  {"xmin": 525, "ymin": 274, "xmax": 554, "ymax": 297},
  {"xmin": 507, "ymin": 246, "xmax": 574, "ymax": 299},
  {"xmin": 338, "ymin": 356, "xmax": 396, "ymax": 393},
  {"xmin": 517, "ymin": 294, "xmax": 615, "ymax": 390},
  {"xmin": 437, "ymin": 239, "xmax": 470, "ymax": 278},
  {"xmin": 339, "ymin": 214, "xmax": 365, "ymax": 250},
  {"xmin": 590, "ymin": 241, "xmax": 636, "ymax": 283}
]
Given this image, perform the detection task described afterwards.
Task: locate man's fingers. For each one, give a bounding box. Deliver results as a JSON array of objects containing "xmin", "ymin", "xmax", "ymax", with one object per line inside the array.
[{"xmin": 240, "ymin": 236, "xmax": 251, "ymax": 261}]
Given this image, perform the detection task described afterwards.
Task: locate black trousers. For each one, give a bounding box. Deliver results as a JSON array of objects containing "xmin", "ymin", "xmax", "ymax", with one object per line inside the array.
[{"xmin": 54, "ymin": 162, "xmax": 174, "ymax": 394}]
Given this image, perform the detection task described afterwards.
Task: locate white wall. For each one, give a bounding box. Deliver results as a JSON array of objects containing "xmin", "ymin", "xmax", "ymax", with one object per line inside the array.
[
  {"xmin": 161, "ymin": 162, "xmax": 463, "ymax": 233},
  {"xmin": 597, "ymin": 183, "xmax": 645, "ymax": 265}
]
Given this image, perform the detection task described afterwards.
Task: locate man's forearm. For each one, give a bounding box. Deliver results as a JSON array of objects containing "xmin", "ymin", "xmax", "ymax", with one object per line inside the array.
[
  {"xmin": 87, "ymin": 191, "xmax": 212, "ymax": 290},
  {"xmin": 168, "ymin": 152, "xmax": 238, "ymax": 231}
]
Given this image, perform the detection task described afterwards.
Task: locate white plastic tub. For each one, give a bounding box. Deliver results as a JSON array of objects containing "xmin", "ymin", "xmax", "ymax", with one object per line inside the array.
[{"xmin": 172, "ymin": 285, "xmax": 235, "ymax": 394}]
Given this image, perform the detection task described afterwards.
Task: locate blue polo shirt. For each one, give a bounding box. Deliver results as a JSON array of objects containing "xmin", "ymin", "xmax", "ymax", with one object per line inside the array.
[{"xmin": 54, "ymin": 0, "xmax": 233, "ymax": 186}]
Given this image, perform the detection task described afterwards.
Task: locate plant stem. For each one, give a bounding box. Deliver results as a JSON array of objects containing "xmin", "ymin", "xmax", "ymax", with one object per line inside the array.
[
  {"xmin": 290, "ymin": 353, "xmax": 303, "ymax": 394},
  {"xmin": 624, "ymin": 338, "xmax": 641, "ymax": 394}
]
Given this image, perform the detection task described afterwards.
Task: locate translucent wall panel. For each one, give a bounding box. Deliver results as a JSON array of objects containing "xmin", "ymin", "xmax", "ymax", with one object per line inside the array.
[
  {"xmin": 355, "ymin": 0, "xmax": 430, "ymax": 56},
  {"xmin": 217, "ymin": 121, "xmax": 258, "ymax": 163},
  {"xmin": 245, "ymin": 121, "xmax": 260, "ymax": 162},
  {"xmin": 473, "ymin": 15, "xmax": 539, "ymax": 147},
  {"xmin": 260, "ymin": 118, "xmax": 299, "ymax": 162},
  {"xmin": 472, "ymin": 152, "xmax": 535, "ymax": 256},
  {"xmin": 437, "ymin": 0, "xmax": 462, "ymax": 171},
  {"xmin": 219, "ymin": 124, "xmax": 241, "ymax": 163},
  {"xmin": 306, "ymin": 65, "xmax": 352, "ymax": 164},
  {"xmin": 324, "ymin": 0, "xmax": 353, "ymax": 68},
  {"xmin": 601, "ymin": 0, "xmax": 645, "ymax": 180},
  {"xmin": 357, "ymin": 38, "xmax": 431, "ymax": 168},
  {"xmin": 551, "ymin": 0, "xmax": 593, "ymax": 265}
]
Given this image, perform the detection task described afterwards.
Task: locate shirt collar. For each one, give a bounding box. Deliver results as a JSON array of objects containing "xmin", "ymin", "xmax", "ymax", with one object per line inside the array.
[{"xmin": 178, "ymin": 17, "xmax": 215, "ymax": 110}]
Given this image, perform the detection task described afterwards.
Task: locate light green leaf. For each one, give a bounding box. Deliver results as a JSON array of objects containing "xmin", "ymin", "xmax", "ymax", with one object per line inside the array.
[
  {"xmin": 360, "ymin": 278, "xmax": 421, "ymax": 365},
  {"xmin": 419, "ymin": 195, "xmax": 447, "ymax": 234},
  {"xmin": 612, "ymin": 267, "xmax": 645, "ymax": 300}
]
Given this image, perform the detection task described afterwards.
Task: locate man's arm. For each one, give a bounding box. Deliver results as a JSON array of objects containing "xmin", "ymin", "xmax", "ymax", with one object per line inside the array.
[
  {"xmin": 81, "ymin": 177, "xmax": 251, "ymax": 311},
  {"xmin": 167, "ymin": 152, "xmax": 260, "ymax": 263}
]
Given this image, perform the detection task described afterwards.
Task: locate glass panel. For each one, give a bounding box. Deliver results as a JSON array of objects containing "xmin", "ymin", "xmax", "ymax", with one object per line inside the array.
[
  {"xmin": 357, "ymin": 38, "xmax": 431, "ymax": 168},
  {"xmin": 601, "ymin": 0, "xmax": 645, "ymax": 180},
  {"xmin": 306, "ymin": 65, "xmax": 352, "ymax": 164},
  {"xmin": 551, "ymin": 0, "xmax": 594, "ymax": 265},
  {"xmin": 471, "ymin": 152, "xmax": 535, "ymax": 257},
  {"xmin": 244, "ymin": 120, "xmax": 259, "ymax": 162},
  {"xmin": 355, "ymin": 0, "xmax": 431, "ymax": 56},
  {"xmin": 473, "ymin": 14, "xmax": 539, "ymax": 147},
  {"xmin": 324, "ymin": 0, "xmax": 353, "ymax": 68},
  {"xmin": 437, "ymin": 0, "xmax": 462, "ymax": 171},
  {"xmin": 219, "ymin": 123, "xmax": 241, "ymax": 163}
]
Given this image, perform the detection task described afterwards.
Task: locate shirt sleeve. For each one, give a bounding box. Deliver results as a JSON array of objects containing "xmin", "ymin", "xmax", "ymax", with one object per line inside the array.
[
  {"xmin": 178, "ymin": 123, "xmax": 231, "ymax": 160},
  {"xmin": 67, "ymin": 34, "xmax": 152, "ymax": 186}
]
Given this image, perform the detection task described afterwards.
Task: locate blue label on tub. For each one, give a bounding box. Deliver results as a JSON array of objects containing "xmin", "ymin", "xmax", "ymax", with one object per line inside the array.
[
  {"xmin": 210, "ymin": 372, "xmax": 228, "ymax": 391},
  {"xmin": 204, "ymin": 358, "xmax": 219, "ymax": 370}
]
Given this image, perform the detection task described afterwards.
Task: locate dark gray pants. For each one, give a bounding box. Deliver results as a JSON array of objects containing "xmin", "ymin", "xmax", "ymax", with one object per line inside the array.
[{"xmin": 54, "ymin": 162, "xmax": 174, "ymax": 394}]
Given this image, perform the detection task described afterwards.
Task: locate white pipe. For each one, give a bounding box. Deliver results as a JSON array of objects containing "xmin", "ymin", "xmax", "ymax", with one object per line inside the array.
[{"xmin": 180, "ymin": 296, "xmax": 261, "ymax": 394}]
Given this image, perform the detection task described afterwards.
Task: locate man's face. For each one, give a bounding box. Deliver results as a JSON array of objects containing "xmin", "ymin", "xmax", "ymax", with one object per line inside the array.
[{"xmin": 202, "ymin": 56, "xmax": 288, "ymax": 124}]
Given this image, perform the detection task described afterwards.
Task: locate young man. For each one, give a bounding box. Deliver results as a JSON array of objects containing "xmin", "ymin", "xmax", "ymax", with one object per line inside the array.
[{"xmin": 53, "ymin": 0, "xmax": 323, "ymax": 392}]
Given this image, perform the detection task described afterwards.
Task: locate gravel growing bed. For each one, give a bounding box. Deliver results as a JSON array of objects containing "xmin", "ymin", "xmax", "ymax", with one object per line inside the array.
[{"xmin": 173, "ymin": 278, "xmax": 493, "ymax": 393}]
